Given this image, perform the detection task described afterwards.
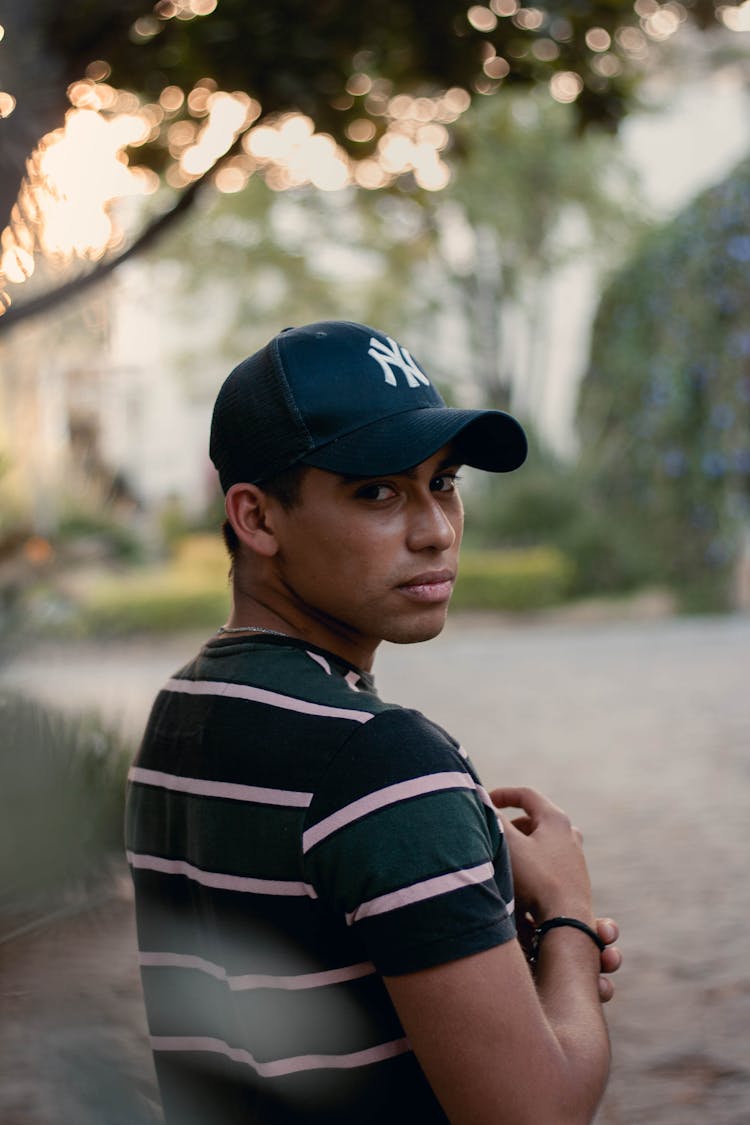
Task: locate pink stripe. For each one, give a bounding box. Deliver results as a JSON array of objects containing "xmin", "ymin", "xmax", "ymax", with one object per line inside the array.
[
  {"xmin": 128, "ymin": 766, "xmax": 312, "ymax": 808},
  {"xmin": 302, "ymin": 772, "xmax": 480, "ymax": 853},
  {"xmin": 346, "ymin": 861, "xmax": 496, "ymax": 924},
  {"xmin": 305, "ymin": 651, "xmax": 331, "ymax": 675},
  {"xmin": 126, "ymin": 850, "xmax": 317, "ymax": 898},
  {"xmin": 165, "ymin": 677, "xmax": 373, "ymax": 724},
  {"xmin": 475, "ymin": 784, "xmax": 495, "ymax": 812},
  {"xmin": 139, "ymin": 951, "xmax": 374, "ymax": 991},
  {"xmin": 150, "ymin": 1034, "xmax": 411, "ymax": 1077}
]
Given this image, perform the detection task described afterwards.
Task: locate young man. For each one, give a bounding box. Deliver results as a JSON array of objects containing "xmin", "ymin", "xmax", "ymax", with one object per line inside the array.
[{"xmin": 125, "ymin": 321, "xmax": 620, "ymax": 1124}]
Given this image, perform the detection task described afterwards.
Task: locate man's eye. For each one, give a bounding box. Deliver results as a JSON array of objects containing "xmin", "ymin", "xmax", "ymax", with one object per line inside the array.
[
  {"xmin": 431, "ymin": 473, "xmax": 461, "ymax": 493},
  {"xmin": 355, "ymin": 483, "xmax": 396, "ymax": 501}
]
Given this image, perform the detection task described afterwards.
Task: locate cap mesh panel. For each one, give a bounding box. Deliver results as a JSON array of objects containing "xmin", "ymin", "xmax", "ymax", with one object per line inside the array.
[{"xmin": 209, "ymin": 340, "xmax": 313, "ymax": 490}]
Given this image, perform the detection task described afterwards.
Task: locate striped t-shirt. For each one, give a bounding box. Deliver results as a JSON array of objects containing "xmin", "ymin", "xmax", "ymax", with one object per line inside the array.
[{"xmin": 125, "ymin": 633, "xmax": 516, "ymax": 1124}]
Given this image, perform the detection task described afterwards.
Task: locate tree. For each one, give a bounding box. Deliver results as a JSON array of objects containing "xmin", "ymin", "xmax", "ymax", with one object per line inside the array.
[
  {"xmin": 135, "ymin": 90, "xmax": 643, "ymax": 411},
  {"xmin": 418, "ymin": 91, "xmax": 645, "ymax": 413},
  {"xmin": 142, "ymin": 172, "xmax": 436, "ymax": 377},
  {"xmin": 577, "ymin": 157, "xmax": 750, "ymax": 607},
  {"xmin": 0, "ymin": 0, "xmax": 741, "ymax": 330}
]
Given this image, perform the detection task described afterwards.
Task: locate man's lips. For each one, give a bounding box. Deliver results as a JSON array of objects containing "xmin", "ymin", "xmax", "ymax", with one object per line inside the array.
[{"xmin": 396, "ymin": 570, "xmax": 456, "ymax": 603}]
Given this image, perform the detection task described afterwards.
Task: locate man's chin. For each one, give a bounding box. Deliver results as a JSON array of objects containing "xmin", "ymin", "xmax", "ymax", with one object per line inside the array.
[{"xmin": 381, "ymin": 608, "xmax": 450, "ymax": 646}]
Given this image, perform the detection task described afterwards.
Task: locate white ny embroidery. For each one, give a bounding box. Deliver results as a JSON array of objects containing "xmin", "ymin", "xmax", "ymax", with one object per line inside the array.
[{"xmin": 368, "ymin": 336, "xmax": 431, "ymax": 388}]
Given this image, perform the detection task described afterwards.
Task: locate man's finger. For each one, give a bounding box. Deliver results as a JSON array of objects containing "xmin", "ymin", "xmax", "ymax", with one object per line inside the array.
[
  {"xmin": 596, "ymin": 918, "xmax": 619, "ymax": 946},
  {"xmin": 490, "ymin": 786, "xmax": 541, "ymax": 811},
  {"xmin": 600, "ymin": 946, "xmax": 622, "ymax": 975},
  {"xmin": 598, "ymin": 976, "xmax": 615, "ymax": 1004},
  {"xmin": 490, "ymin": 786, "xmax": 567, "ymax": 823}
]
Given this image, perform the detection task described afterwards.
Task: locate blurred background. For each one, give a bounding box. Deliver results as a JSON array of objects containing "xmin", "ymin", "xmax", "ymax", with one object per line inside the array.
[{"xmin": 0, "ymin": 2, "xmax": 749, "ymax": 1123}]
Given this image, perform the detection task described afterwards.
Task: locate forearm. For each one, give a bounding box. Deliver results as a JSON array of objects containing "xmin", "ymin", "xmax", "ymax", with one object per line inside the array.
[
  {"xmin": 532, "ymin": 926, "xmax": 611, "ymax": 1123},
  {"xmin": 394, "ymin": 786, "xmax": 616, "ymax": 1125},
  {"xmin": 387, "ymin": 931, "xmax": 611, "ymax": 1125}
]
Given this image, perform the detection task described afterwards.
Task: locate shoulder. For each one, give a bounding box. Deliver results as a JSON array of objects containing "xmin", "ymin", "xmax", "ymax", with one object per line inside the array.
[
  {"xmin": 326, "ymin": 705, "xmax": 474, "ymax": 788},
  {"xmin": 179, "ymin": 636, "xmax": 381, "ymax": 718},
  {"xmin": 303, "ymin": 705, "xmax": 496, "ymax": 857}
]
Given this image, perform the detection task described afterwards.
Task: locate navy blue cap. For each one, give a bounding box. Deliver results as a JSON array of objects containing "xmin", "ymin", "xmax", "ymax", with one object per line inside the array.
[{"xmin": 210, "ymin": 321, "xmax": 527, "ymax": 491}]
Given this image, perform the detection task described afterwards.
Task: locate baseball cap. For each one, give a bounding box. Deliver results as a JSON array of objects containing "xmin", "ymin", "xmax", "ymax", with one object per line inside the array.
[{"xmin": 210, "ymin": 320, "xmax": 527, "ymax": 491}]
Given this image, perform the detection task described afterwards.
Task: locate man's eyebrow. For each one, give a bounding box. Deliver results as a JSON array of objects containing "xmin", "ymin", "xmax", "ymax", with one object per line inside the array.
[{"xmin": 335, "ymin": 456, "xmax": 463, "ymax": 485}]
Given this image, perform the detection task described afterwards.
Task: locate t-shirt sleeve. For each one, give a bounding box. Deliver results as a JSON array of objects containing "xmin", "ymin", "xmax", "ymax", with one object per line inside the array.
[{"xmin": 301, "ymin": 707, "xmax": 516, "ymax": 976}]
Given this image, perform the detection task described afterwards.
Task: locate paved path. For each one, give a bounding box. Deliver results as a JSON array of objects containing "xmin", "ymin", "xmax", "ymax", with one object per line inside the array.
[{"xmin": 2, "ymin": 614, "xmax": 749, "ymax": 1123}]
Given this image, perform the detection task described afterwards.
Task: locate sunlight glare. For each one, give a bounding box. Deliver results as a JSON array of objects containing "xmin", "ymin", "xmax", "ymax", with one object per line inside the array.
[
  {"xmin": 0, "ymin": 62, "xmax": 466, "ymax": 308},
  {"xmin": 27, "ymin": 109, "xmax": 151, "ymax": 259},
  {"xmin": 180, "ymin": 91, "xmax": 252, "ymax": 176}
]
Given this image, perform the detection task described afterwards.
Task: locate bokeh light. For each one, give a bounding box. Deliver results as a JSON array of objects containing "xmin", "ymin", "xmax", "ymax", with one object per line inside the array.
[
  {"xmin": 2, "ymin": 0, "xmax": 748, "ymax": 316},
  {"xmin": 585, "ymin": 27, "xmax": 612, "ymax": 51},
  {"xmin": 468, "ymin": 6, "xmax": 499, "ymax": 32},
  {"xmin": 719, "ymin": 0, "xmax": 750, "ymax": 29},
  {"xmin": 549, "ymin": 71, "xmax": 584, "ymax": 104}
]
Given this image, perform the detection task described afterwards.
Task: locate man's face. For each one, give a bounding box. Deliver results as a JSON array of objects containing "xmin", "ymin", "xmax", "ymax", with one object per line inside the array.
[{"xmin": 268, "ymin": 445, "xmax": 464, "ymax": 669}]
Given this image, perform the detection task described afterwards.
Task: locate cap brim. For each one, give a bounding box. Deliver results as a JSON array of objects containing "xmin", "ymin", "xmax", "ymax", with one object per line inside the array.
[{"xmin": 301, "ymin": 407, "xmax": 527, "ymax": 476}]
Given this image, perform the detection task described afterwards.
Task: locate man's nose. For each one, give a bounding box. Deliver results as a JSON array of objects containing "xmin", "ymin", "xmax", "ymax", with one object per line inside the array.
[{"xmin": 406, "ymin": 495, "xmax": 457, "ymax": 552}]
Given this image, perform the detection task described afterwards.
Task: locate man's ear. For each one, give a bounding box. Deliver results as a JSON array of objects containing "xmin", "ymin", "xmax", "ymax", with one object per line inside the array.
[{"xmin": 225, "ymin": 483, "xmax": 279, "ymax": 558}]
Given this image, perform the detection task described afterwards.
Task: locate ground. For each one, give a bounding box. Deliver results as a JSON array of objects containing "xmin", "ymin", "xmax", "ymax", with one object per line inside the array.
[{"xmin": 1, "ymin": 610, "xmax": 749, "ymax": 1123}]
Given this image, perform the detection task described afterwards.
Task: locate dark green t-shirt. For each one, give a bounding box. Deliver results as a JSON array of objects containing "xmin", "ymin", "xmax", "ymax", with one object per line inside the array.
[{"xmin": 125, "ymin": 634, "xmax": 516, "ymax": 1124}]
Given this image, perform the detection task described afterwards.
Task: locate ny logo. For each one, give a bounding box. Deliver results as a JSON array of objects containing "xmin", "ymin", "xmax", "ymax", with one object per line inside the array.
[{"xmin": 368, "ymin": 336, "xmax": 431, "ymax": 389}]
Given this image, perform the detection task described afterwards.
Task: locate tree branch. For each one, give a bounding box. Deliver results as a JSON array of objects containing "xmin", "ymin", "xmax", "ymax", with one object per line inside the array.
[{"xmin": 0, "ymin": 132, "xmax": 247, "ymax": 335}]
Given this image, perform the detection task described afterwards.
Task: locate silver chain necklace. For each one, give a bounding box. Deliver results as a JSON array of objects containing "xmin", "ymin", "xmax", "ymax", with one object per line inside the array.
[{"xmin": 217, "ymin": 624, "xmax": 291, "ymax": 638}]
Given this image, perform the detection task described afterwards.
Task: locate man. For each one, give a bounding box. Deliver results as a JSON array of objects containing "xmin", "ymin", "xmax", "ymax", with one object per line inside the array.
[{"xmin": 125, "ymin": 321, "xmax": 620, "ymax": 1124}]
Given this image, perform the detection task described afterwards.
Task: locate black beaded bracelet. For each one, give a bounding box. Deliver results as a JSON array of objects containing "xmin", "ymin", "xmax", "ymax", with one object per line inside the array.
[{"xmin": 530, "ymin": 916, "xmax": 606, "ymax": 967}]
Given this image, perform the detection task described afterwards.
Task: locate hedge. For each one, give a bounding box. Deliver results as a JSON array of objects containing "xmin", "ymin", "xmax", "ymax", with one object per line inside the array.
[
  {"xmin": 452, "ymin": 546, "xmax": 574, "ymax": 612},
  {"xmin": 73, "ymin": 536, "xmax": 574, "ymax": 635},
  {"xmin": 0, "ymin": 693, "xmax": 131, "ymax": 914}
]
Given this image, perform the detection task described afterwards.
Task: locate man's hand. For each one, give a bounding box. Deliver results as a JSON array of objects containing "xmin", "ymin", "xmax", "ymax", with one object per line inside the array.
[
  {"xmin": 493, "ymin": 787, "xmax": 622, "ymax": 1002},
  {"xmin": 516, "ymin": 909, "xmax": 622, "ymax": 1002},
  {"xmin": 491, "ymin": 785, "xmax": 595, "ymax": 921}
]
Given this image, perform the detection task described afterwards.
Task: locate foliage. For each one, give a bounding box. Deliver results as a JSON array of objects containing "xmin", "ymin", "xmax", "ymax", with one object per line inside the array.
[
  {"xmin": 76, "ymin": 532, "xmax": 230, "ymax": 635},
  {"xmin": 57, "ymin": 508, "xmax": 144, "ymax": 562},
  {"xmin": 419, "ymin": 91, "xmax": 646, "ymax": 411},
  {"xmin": 82, "ymin": 584, "xmax": 230, "ymax": 634},
  {"xmin": 155, "ymin": 174, "xmax": 434, "ymax": 373},
  {"xmin": 463, "ymin": 434, "xmax": 660, "ymax": 596},
  {"xmin": 149, "ymin": 91, "xmax": 643, "ymax": 423},
  {"xmin": 70, "ymin": 530, "xmax": 580, "ymax": 633},
  {"xmin": 577, "ymin": 156, "xmax": 750, "ymax": 608},
  {"xmin": 0, "ymin": 0, "xmax": 731, "ymax": 329},
  {"xmin": 0, "ymin": 692, "xmax": 131, "ymax": 913},
  {"xmin": 452, "ymin": 546, "xmax": 574, "ymax": 611}
]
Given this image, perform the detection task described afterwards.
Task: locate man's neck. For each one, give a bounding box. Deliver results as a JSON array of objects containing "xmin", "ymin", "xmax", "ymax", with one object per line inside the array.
[{"xmin": 226, "ymin": 591, "xmax": 378, "ymax": 672}]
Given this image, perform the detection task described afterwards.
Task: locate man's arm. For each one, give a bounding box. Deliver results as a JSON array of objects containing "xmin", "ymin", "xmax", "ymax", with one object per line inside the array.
[{"xmin": 384, "ymin": 786, "xmax": 611, "ymax": 1125}]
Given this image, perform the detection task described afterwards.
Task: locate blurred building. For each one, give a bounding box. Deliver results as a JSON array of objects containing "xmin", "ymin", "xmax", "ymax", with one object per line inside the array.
[{"xmin": 0, "ymin": 271, "xmax": 221, "ymax": 535}]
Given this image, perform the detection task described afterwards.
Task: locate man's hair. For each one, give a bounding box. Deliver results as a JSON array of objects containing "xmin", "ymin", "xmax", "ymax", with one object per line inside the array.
[{"xmin": 222, "ymin": 463, "xmax": 308, "ymax": 564}]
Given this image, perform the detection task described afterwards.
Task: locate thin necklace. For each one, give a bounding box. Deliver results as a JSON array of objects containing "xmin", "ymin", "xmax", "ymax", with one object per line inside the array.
[{"xmin": 217, "ymin": 624, "xmax": 291, "ymax": 638}]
